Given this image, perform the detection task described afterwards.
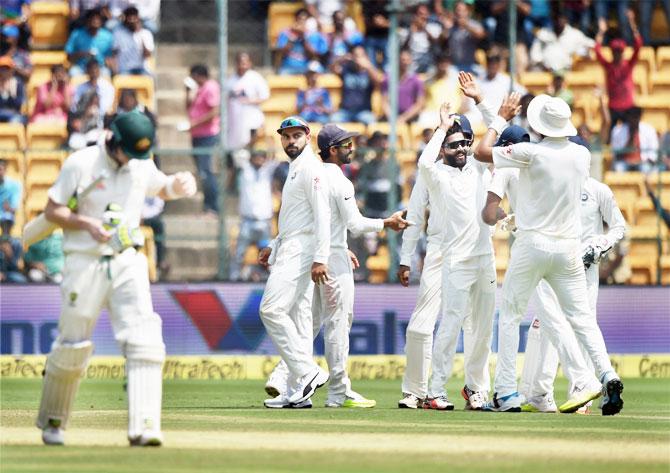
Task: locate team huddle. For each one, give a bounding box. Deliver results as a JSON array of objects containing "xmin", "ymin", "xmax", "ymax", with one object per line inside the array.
[
  {"xmin": 34, "ymin": 72, "xmax": 624, "ymax": 448},
  {"xmin": 258, "ymin": 71, "xmax": 625, "ymax": 416}
]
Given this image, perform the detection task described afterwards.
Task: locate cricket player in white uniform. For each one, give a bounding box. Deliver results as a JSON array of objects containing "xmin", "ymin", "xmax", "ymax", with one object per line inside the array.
[
  {"xmin": 36, "ymin": 111, "xmax": 197, "ymax": 446},
  {"xmin": 419, "ymin": 103, "xmax": 497, "ymax": 411},
  {"xmin": 474, "ymin": 94, "xmax": 624, "ymax": 415},
  {"xmin": 258, "ymin": 116, "xmax": 331, "ymax": 408},
  {"xmin": 519, "ymin": 169, "xmax": 626, "ymax": 414},
  {"xmin": 265, "ymin": 124, "xmax": 409, "ymax": 408}
]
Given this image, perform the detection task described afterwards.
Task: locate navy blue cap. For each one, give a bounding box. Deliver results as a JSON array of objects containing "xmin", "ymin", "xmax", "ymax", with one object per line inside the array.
[
  {"xmin": 318, "ymin": 124, "xmax": 358, "ymax": 157},
  {"xmin": 568, "ymin": 134, "xmax": 591, "ymax": 150},
  {"xmin": 495, "ymin": 125, "xmax": 531, "ymax": 146},
  {"xmin": 451, "ymin": 114, "xmax": 473, "ymax": 142}
]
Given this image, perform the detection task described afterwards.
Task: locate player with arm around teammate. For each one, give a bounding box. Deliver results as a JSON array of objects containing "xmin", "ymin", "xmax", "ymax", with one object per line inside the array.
[
  {"xmin": 264, "ymin": 124, "xmax": 409, "ymax": 408},
  {"xmin": 474, "ymin": 94, "xmax": 624, "ymax": 415},
  {"xmin": 37, "ymin": 111, "xmax": 197, "ymax": 446},
  {"xmin": 420, "ymin": 103, "xmax": 497, "ymax": 411}
]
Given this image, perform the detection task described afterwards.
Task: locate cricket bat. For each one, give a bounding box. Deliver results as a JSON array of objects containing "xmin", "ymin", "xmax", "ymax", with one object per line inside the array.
[{"xmin": 22, "ymin": 171, "xmax": 109, "ymax": 247}]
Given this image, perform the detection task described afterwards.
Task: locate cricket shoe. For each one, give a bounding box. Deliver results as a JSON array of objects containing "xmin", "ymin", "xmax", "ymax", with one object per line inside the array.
[
  {"xmin": 601, "ymin": 379, "xmax": 624, "ymax": 416},
  {"xmin": 521, "ymin": 393, "xmax": 557, "ymax": 413},
  {"xmin": 326, "ymin": 391, "xmax": 376, "ymax": 408},
  {"xmin": 287, "ymin": 366, "xmax": 329, "ymax": 405},
  {"xmin": 398, "ymin": 393, "xmax": 422, "ymax": 409},
  {"xmin": 482, "ymin": 392, "xmax": 523, "ymax": 412},
  {"xmin": 129, "ymin": 430, "xmax": 163, "ymax": 447},
  {"xmin": 264, "ymin": 395, "xmax": 312, "ymax": 409},
  {"xmin": 41, "ymin": 419, "xmax": 64, "ymax": 446},
  {"xmin": 423, "ymin": 395, "xmax": 455, "ymax": 411},
  {"xmin": 461, "ymin": 385, "xmax": 488, "ymax": 410},
  {"xmin": 558, "ymin": 382, "xmax": 602, "ymax": 414},
  {"xmin": 265, "ymin": 367, "xmax": 288, "ymax": 398}
]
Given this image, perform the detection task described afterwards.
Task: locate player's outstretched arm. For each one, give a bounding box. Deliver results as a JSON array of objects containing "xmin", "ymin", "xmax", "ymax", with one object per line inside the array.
[
  {"xmin": 159, "ymin": 172, "xmax": 197, "ymax": 200},
  {"xmin": 474, "ymin": 93, "xmax": 521, "ymax": 163}
]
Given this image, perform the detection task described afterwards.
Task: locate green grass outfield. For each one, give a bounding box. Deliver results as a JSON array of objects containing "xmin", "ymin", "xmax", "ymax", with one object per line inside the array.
[{"xmin": 2, "ymin": 378, "xmax": 669, "ymax": 473}]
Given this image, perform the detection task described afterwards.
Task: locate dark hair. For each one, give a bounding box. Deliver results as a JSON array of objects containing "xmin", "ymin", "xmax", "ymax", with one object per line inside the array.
[
  {"xmin": 51, "ymin": 64, "xmax": 66, "ymax": 74},
  {"xmin": 0, "ymin": 159, "xmax": 7, "ymax": 166},
  {"xmin": 400, "ymin": 48, "xmax": 412, "ymax": 57},
  {"xmin": 123, "ymin": 6, "xmax": 139, "ymax": 17},
  {"xmin": 295, "ymin": 8, "xmax": 309, "ymax": 19},
  {"xmin": 437, "ymin": 53, "xmax": 451, "ymax": 63},
  {"xmin": 190, "ymin": 64, "xmax": 209, "ymax": 78},
  {"xmin": 627, "ymin": 106, "xmax": 642, "ymax": 122},
  {"xmin": 84, "ymin": 8, "xmax": 102, "ymax": 21},
  {"xmin": 86, "ymin": 58, "xmax": 99, "ymax": 70},
  {"xmin": 119, "ymin": 88, "xmax": 138, "ymax": 103}
]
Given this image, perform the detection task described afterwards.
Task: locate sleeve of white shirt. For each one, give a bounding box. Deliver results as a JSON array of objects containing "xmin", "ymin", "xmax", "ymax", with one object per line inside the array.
[
  {"xmin": 597, "ymin": 182, "xmax": 626, "ymax": 248},
  {"xmin": 338, "ymin": 178, "xmax": 384, "ymax": 236},
  {"xmin": 487, "ymin": 168, "xmax": 510, "ymax": 200},
  {"xmin": 145, "ymin": 160, "xmax": 170, "ymax": 197},
  {"xmin": 492, "ymin": 142, "xmax": 534, "ymax": 168},
  {"xmin": 48, "ymin": 156, "xmax": 80, "ymax": 206},
  {"xmin": 306, "ymin": 162, "xmax": 331, "ymax": 264},
  {"xmin": 256, "ymin": 73, "xmax": 270, "ymax": 101},
  {"xmin": 399, "ymin": 172, "xmax": 428, "ymax": 267},
  {"xmin": 141, "ymin": 29, "xmax": 155, "ymax": 53},
  {"xmin": 476, "ymin": 100, "xmax": 498, "ymax": 127},
  {"xmin": 418, "ymin": 128, "xmax": 446, "ymax": 189}
]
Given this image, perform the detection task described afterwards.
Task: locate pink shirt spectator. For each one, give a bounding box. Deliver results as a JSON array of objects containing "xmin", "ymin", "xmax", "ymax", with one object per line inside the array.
[
  {"xmin": 188, "ymin": 79, "xmax": 221, "ymax": 138},
  {"xmin": 31, "ymin": 82, "xmax": 73, "ymax": 123},
  {"xmin": 594, "ymin": 34, "xmax": 642, "ymax": 112}
]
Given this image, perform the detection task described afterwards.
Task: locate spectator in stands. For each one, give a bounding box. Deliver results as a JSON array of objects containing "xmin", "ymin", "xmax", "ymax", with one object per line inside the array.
[
  {"xmin": 65, "ymin": 8, "xmax": 115, "ymax": 77},
  {"xmin": 418, "ymin": 53, "xmax": 462, "ymax": 127},
  {"xmin": 305, "ymin": 0, "xmax": 345, "ymax": 30},
  {"xmin": 0, "ymin": 24, "xmax": 32, "ymax": 84},
  {"xmin": 611, "ymin": 106, "xmax": 659, "ymax": 173},
  {"xmin": 563, "ymin": 0, "xmax": 592, "ymax": 35},
  {"xmin": 1, "ymin": 0, "xmax": 31, "ymax": 50},
  {"xmin": 186, "ymin": 63, "xmax": 220, "ymax": 216},
  {"xmin": 526, "ymin": 0, "xmax": 553, "ymax": 30},
  {"xmin": 529, "ymin": 12, "xmax": 595, "ymax": 72},
  {"xmin": 24, "ymin": 232, "xmax": 64, "ymax": 283},
  {"xmin": 68, "ymin": 1, "xmax": 112, "ymax": 29},
  {"xmin": 330, "ymin": 45, "xmax": 383, "ymax": 125},
  {"xmin": 31, "ymin": 65, "xmax": 73, "ymax": 124},
  {"xmin": 68, "ymin": 88, "xmax": 104, "ymax": 149},
  {"xmin": 595, "ymin": 1, "xmax": 632, "ymax": 43},
  {"xmin": 399, "ymin": 4, "xmax": 442, "ymax": 73},
  {"xmin": 661, "ymin": 132, "xmax": 670, "ymax": 169},
  {"xmin": 441, "ymin": 1, "xmax": 486, "ymax": 73},
  {"xmin": 362, "ymin": 0, "xmax": 389, "ymax": 68},
  {"xmin": 226, "ymin": 52, "xmax": 269, "ymax": 152},
  {"xmin": 644, "ymin": 175, "xmax": 670, "ymax": 230},
  {"xmin": 327, "ymin": 10, "xmax": 364, "ymax": 65},
  {"xmin": 112, "ymin": 6, "xmax": 154, "ymax": 75},
  {"xmin": 275, "ymin": 8, "xmax": 327, "ymax": 75},
  {"xmin": 594, "ymin": 9, "xmax": 642, "ymax": 129},
  {"xmin": 545, "ymin": 70, "xmax": 574, "ymax": 107},
  {"xmin": 0, "ymin": 56, "xmax": 25, "ymax": 124},
  {"xmin": 0, "ymin": 159, "xmax": 21, "ymax": 235},
  {"xmin": 141, "ymin": 196, "xmax": 169, "ymax": 280},
  {"xmin": 490, "ymin": 0, "xmax": 532, "ymax": 73},
  {"xmin": 0, "ymin": 235, "xmax": 27, "ymax": 283},
  {"xmin": 116, "ymin": 87, "xmax": 154, "ymax": 122},
  {"xmin": 230, "ymin": 149, "xmax": 277, "ymax": 281},
  {"xmin": 382, "ymin": 49, "xmax": 425, "ymax": 124},
  {"xmin": 357, "ymin": 131, "xmax": 402, "ymax": 219},
  {"xmin": 72, "ymin": 58, "xmax": 115, "ymax": 120},
  {"xmin": 640, "ymin": 0, "xmax": 670, "ymax": 44},
  {"xmin": 297, "ymin": 61, "xmax": 332, "ymax": 124}
]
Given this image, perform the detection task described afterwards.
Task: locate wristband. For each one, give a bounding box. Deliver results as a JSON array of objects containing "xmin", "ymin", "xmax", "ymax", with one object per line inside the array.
[
  {"xmin": 164, "ymin": 175, "xmax": 179, "ymax": 199},
  {"xmin": 489, "ymin": 116, "xmax": 509, "ymax": 136}
]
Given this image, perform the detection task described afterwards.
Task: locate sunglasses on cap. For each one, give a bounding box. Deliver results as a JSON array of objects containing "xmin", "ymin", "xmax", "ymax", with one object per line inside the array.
[
  {"xmin": 443, "ymin": 139, "xmax": 469, "ymax": 150},
  {"xmin": 332, "ymin": 140, "xmax": 353, "ymax": 148},
  {"xmin": 277, "ymin": 117, "xmax": 309, "ymax": 134}
]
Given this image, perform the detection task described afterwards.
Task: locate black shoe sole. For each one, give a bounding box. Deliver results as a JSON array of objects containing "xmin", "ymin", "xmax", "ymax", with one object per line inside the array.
[
  {"xmin": 265, "ymin": 386, "xmax": 280, "ymax": 397},
  {"xmin": 602, "ymin": 379, "xmax": 624, "ymax": 416}
]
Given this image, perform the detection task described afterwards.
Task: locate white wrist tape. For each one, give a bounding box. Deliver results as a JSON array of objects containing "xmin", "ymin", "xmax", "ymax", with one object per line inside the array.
[
  {"xmin": 489, "ymin": 116, "xmax": 509, "ymax": 136},
  {"xmin": 164, "ymin": 175, "xmax": 180, "ymax": 199}
]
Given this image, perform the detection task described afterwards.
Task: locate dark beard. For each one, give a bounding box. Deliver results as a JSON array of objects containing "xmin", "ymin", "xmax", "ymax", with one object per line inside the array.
[{"xmin": 285, "ymin": 144, "xmax": 305, "ymax": 159}]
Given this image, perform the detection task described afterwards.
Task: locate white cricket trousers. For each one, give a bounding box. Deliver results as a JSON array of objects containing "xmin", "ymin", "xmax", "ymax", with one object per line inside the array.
[
  {"xmin": 495, "ymin": 232, "xmax": 617, "ymax": 397},
  {"xmin": 520, "ymin": 265, "xmax": 601, "ymax": 398},
  {"xmin": 259, "ymin": 234, "xmax": 320, "ymax": 396},
  {"xmin": 429, "ymin": 253, "xmax": 497, "ymax": 398},
  {"xmin": 312, "ymin": 247, "xmax": 355, "ymax": 402}
]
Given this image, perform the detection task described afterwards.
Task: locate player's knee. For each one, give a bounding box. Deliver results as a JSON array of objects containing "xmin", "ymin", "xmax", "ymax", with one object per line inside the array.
[
  {"xmin": 121, "ymin": 315, "xmax": 166, "ymax": 363},
  {"xmin": 46, "ymin": 340, "xmax": 94, "ymax": 379}
]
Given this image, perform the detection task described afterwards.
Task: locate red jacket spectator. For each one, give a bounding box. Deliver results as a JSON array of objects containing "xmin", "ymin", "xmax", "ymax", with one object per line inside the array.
[{"xmin": 594, "ymin": 33, "xmax": 642, "ymax": 113}]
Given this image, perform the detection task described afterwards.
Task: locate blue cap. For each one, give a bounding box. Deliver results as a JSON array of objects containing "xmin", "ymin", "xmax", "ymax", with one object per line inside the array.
[
  {"xmin": 495, "ymin": 125, "xmax": 530, "ymax": 146},
  {"xmin": 451, "ymin": 114, "xmax": 473, "ymax": 142},
  {"xmin": 568, "ymin": 134, "xmax": 590, "ymax": 150},
  {"xmin": 2, "ymin": 25, "xmax": 19, "ymax": 38}
]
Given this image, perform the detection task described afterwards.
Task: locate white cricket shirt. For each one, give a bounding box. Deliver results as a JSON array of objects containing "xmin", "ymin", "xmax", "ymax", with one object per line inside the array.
[
  {"xmin": 399, "ymin": 166, "xmax": 446, "ymax": 267},
  {"xmin": 492, "ymin": 137, "xmax": 590, "ymax": 240},
  {"xmin": 275, "ymin": 146, "xmax": 331, "ymax": 264},
  {"xmin": 323, "ymin": 163, "xmax": 383, "ymax": 250},
  {"xmin": 237, "ymin": 159, "xmax": 276, "ymax": 220},
  {"xmin": 418, "ymin": 128, "xmax": 493, "ymax": 262},
  {"xmin": 48, "ymin": 143, "xmax": 168, "ymax": 256}
]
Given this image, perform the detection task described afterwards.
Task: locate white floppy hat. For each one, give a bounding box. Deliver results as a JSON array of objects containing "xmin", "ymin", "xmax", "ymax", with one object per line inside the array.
[{"xmin": 526, "ymin": 94, "xmax": 577, "ymax": 138}]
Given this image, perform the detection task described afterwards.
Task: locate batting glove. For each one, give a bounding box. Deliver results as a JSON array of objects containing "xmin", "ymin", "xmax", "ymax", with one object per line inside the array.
[
  {"xmin": 500, "ymin": 213, "xmax": 516, "ymax": 232},
  {"xmin": 581, "ymin": 236, "xmax": 611, "ymax": 269},
  {"xmin": 109, "ymin": 226, "xmax": 145, "ymax": 254}
]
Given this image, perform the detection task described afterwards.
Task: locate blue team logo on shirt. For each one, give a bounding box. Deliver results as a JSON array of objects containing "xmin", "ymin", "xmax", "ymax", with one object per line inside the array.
[{"xmin": 581, "ymin": 193, "xmax": 588, "ymax": 201}]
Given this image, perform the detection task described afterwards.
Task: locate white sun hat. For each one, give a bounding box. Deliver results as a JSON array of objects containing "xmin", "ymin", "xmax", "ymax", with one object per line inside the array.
[{"xmin": 526, "ymin": 94, "xmax": 577, "ymax": 138}]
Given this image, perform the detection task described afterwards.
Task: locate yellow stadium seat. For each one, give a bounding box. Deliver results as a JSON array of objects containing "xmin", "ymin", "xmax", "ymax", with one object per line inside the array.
[
  {"xmin": 565, "ymin": 71, "xmax": 604, "ymax": 100},
  {"xmin": 26, "ymin": 123, "xmax": 68, "ymax": 150},
  {"xmin": 113, "ymin": 75, "xmax": 155, "ymax": 109},
  {"xmin": 660, "ymin": 255, "xmax": 670, "ymax": 285},
  {"xmin": 649, "ymin": 72, "xmax": 670, "ymax": 96},
  {"xmin": 605, "ymin": 171, "xmax": 644, "ymax": 200},
  {"xmin": 30, "ymin": 51, "xmax": 68, "ymax": 82},
  {"xmin": 267, "ymin": 2, "xmax": 303, "ymax": 49},
  {"xmin": 636, "ymin": 95, "xmax": 670, "ymax": 134},
  {"xmin": 25, "ymin": 150, "xmax": 66, "ymax": 187},
  {"xmin": 366, "ymin": 122, "xmax": 411, "ymax": 150},
  {"xmin": 627, "ymin": 255, "xmax": 657, "ymax": 285},
  {"xmin": 25, "ymin": 183, "xmax": 51, "ymax": 220},
  {"xmin": 0, "ymin": 123, "xmax": 26, "ymax": 150},
  {"xmin": 628, "ymin": 226, "xmax": 664, "ymax": 261},
  {"xmin": 29, "ymin": 1, "xmax": 70, "ymax": 48},
  {"xmin": 0, "ymin": 151, "xmax": 24, "ymax": 179},
  {"xmin": 140, "ymin": 225, "xmax": 157, "ymax": 282},
  {"xmin": 519, "ymin": 71, "xmax": 552, "ymax": 96},
  {"xmin": 635, "ymin": 198, "xmax": 664, "ymax": 227},
  {"xmin": 262, "ymin": 95, "xmax": 298, "ymax": 116},
  {"xmin": 656, "ymin": 46, "xmax": 670, "ymax": 73},
  {"xmin": 632, "ymin": 65, "xmax": 648, "ymax": 96}
]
